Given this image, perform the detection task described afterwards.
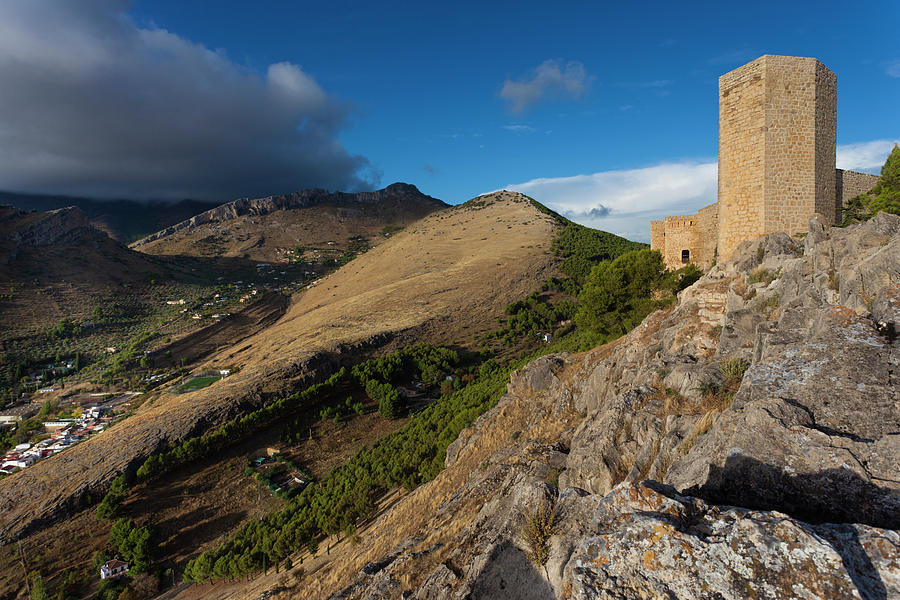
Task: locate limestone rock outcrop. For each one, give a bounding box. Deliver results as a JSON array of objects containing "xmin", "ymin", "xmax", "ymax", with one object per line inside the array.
[
  {"xmin": 1, "ymin": 205, "xmax": 92, "ymax": 249},
  {"xmin": 566, "ymin": 481, "xmax": 899, "ymax": 599}
]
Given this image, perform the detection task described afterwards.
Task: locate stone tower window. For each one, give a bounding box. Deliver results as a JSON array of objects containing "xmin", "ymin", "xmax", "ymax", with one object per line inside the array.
[{"xmin": 681, "ymin": 249, "xmax": 690, "ymax": 263}]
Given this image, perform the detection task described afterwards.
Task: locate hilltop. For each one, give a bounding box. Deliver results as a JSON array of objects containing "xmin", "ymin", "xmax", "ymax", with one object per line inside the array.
[
  {"xmin": 130, "ymin": 183, "xmax": 446, "ymax": 263},
  {"xmin": 0, "ymin": 204, "xmax": 204, "ymax": 285}
]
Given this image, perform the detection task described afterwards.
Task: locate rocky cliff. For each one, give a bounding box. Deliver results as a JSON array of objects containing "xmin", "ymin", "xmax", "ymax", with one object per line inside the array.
[
  {"xmin": 6, "ymin": 205, "xmax": 92, "ymax": 246},
  {"xmin": 274, "ymin": 213, "xmax": 899, "ymax": 600},
  {"xmin": 0, "ymin": 205, "xmax": 93, "ymax": 265},
  {"xmin": 129, "ymin": 183, "xmax": 444, "ymax": 248}
]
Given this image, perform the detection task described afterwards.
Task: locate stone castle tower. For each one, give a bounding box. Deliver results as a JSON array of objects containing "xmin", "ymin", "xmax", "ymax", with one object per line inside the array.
[{"xmin": 651, "ymin": 55, "xmax": 879, "ymax": 269}]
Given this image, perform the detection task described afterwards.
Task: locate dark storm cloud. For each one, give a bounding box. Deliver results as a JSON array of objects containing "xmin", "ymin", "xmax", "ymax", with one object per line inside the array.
[{"xmin": 0, "ymin": 0, "xmax": 380, "ymax": 200}]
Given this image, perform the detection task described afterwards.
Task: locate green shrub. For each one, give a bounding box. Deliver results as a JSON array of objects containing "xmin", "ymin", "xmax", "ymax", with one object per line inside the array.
[
  {"xmin": 96, "ymin": 474, "xmax": 130, "ymax": 521},
  {"xmin": 575, "ymin": 249, "xmax": 667, "ymax": 338},
  {"xmin": 840, "ymin": 145, "xmax": 900, "ymax": 225},
  {"xmin": 550, "ymin": 221, "xmax": 646, "ymax": 284}
]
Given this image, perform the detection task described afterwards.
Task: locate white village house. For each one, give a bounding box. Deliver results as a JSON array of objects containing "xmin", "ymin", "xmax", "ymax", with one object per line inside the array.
[{"xmin": 100, "ymin": 559, "xmax": 129, "ymax": 579}]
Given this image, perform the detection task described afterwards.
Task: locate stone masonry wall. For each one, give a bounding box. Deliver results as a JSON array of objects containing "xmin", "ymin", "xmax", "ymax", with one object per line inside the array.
[
  {"xmin": 814, "ymin": 60, "xmax": 838, "ymax": 222},
  {"xmin": 762, "ymin": 56, "xmax": 836, "ymax": 237},
  {"xmin": 650, "ymin": 220, "xmax": 666, "ymax": 254},
  {"xmin": 836, "ymin": 169, "xmax": 880, "ymax": 218},
  {"xmin": 717, "ymin": 55, "xmax": 836, "ymax": 261},
  {"xmin": 717, "ymin": 56, "xmax": 767, "ymax": 262},
  {"xmin": 696, "ymin": 202, "xmax": 719, "ymax": 267},
  {"xmin": 652, "ymin": 205, "xmax": 718, "ymax": 271},
  {"xmin": 660, "ymin": 215, "xmax": 698, "ymax": 270}
]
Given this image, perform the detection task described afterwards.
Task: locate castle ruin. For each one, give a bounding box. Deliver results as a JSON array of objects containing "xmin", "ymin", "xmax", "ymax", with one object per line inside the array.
[{"xmin": 651, "ymin": 55, "xmax": 880, "ymax": 269}]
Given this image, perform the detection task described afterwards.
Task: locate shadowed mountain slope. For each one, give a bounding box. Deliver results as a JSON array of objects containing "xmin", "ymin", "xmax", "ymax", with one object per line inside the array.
[{"xmin": 0, "ymin": 192, "xmax": 217, "ymax": 243}]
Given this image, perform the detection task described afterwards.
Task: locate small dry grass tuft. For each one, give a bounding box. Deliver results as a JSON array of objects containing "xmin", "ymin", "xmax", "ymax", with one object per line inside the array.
[
  {"xmin": 656, "ymin": 451, "xmax": 674, "ymax": 478},
  {"xmin": 678, "ymin": 410, "xmax": 716, "ymax": 456},
  {"xmin": 639, "ymin": 437, "xmax": 662, "ymax": 480},
  {"xmin": 660, "ymin": 393, "xmax": 688, "ymax": 417},
  {"xmin": 521, "ymin": 499, "xmax": 558, "ymax": 567}
]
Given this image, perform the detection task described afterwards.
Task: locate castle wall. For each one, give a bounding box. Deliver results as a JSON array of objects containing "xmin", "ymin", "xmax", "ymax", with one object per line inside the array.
[
  {"xmin": 696, "ymin": 202, "xmax": 719, "ymax": 267},
  {"xmin": 814, "ymin": 61, "xmax": 838, "ymax": 222},
  {"xmin": 660, "ymin": 215, "xmax": 699, "ymax": 270},
  {"xmin": 652, "ymin": 204, "xmax": 719, "ymax": 271},
  {"xmin": 716, "ymin": 56, "xmax": 836, "ymax": 261},
  {"xmin": 650, "ymin": 220, "xmax": 666, "ymax": 254},
  {"xmin": 651, "ymin": 55, "xmax": 867, "ymax": 271},
  {"xmin": 717, "ymin": 56, "xmax": 767, "ymax": 262},
  {"xmin": 762, "ymin": 56, "xmax": 836, "ymax": 234},
  {"xmin": 836, "ymin": 169, "xmax": 880, "ymax": 214}
]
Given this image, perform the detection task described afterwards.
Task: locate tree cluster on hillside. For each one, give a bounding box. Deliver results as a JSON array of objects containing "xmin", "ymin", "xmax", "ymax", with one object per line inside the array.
[
  {"xmin": 93, "ymin": 343, "xmax": 463, "ymax": 529},
  {"xmin": 551, "ymin": 225, "xmax": 648, "ymax": 284},
  {"xmin": 841, "ymin": 144, "xmax": 900, "ymax": 225},
  {"xmin": 109, "ymin": 518, "xmax": 154, "ymax": 574},
  {"xmin": 135, "ymin": 368, "xmax": 347, "ymax": 482},
  {"xmin": 491, "ymin": 203, "xmax": 698, "ymax": 353},
  {"xmin": 182, "ymin": 366, "xmax": 511, "ymax": 582},
  {"xmin": 350, "ymin": 343, "xmax": 460, "ymax": 419},
  {"xmin": 97, "ymin": 474, "xmax": 131, "ymax": 520},
  {"xmin": 576, "ymin": 249, "xmax": 700, "ymax": 341},
  {"xmin": 494, "ymin": 292, "xmax": 578, "ymax": 346},
  {"xmin": 47, "ymin": 318, "xmax": 82, "ymax": 339}
]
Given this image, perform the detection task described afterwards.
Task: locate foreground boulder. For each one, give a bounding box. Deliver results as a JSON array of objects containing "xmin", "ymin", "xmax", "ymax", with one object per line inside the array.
[{"xmin": 566, "ymin": 481, "xmax": 900, "ymax": 600}]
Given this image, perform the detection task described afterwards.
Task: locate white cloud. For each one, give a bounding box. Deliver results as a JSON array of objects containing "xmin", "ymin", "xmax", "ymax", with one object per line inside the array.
[
  {"xmin": 499, "ymin": 60, "xmax": 592, "ymax": 113},
  {"xmin": 886, "ymin": 60, "xmax": 900, "ymax": 78},
  {"xmin": 502, "ymin": 124, "xmax": 536, "ymax": 134},
  {"xmin": 837, "ymin": 139, "xmax": 899, "ymax": 171},
  {"xmin": 0, "ymin": 0, "xmax": 377, "ymax": 200},
  {"xmin": 503, "ymin": 161, "xmax": 718, "ymax": 242},
  {"xmin": 500, "ymin": 139, "xmax": 897, "ymax": 243}
]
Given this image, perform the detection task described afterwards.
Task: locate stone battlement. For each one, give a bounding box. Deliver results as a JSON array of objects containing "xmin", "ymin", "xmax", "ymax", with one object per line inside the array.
[{"xmin": 651, "ymin": 55, "xmax": 878, "ymax": 270}]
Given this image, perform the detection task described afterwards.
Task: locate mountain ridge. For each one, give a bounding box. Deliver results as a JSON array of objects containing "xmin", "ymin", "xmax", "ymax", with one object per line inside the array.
[
  {"xmin": 0, "ymin": 191, "xmax": 219, "ymax": 243},
  {"xmin": 129, "ymin": 182, "xmax": 444, "ymax": 249}
]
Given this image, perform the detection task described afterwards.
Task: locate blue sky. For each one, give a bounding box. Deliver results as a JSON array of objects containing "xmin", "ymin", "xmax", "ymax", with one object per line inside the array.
[{"xmin": 1, "ymin": 1, "xmax": 898, "ymax": 240}]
